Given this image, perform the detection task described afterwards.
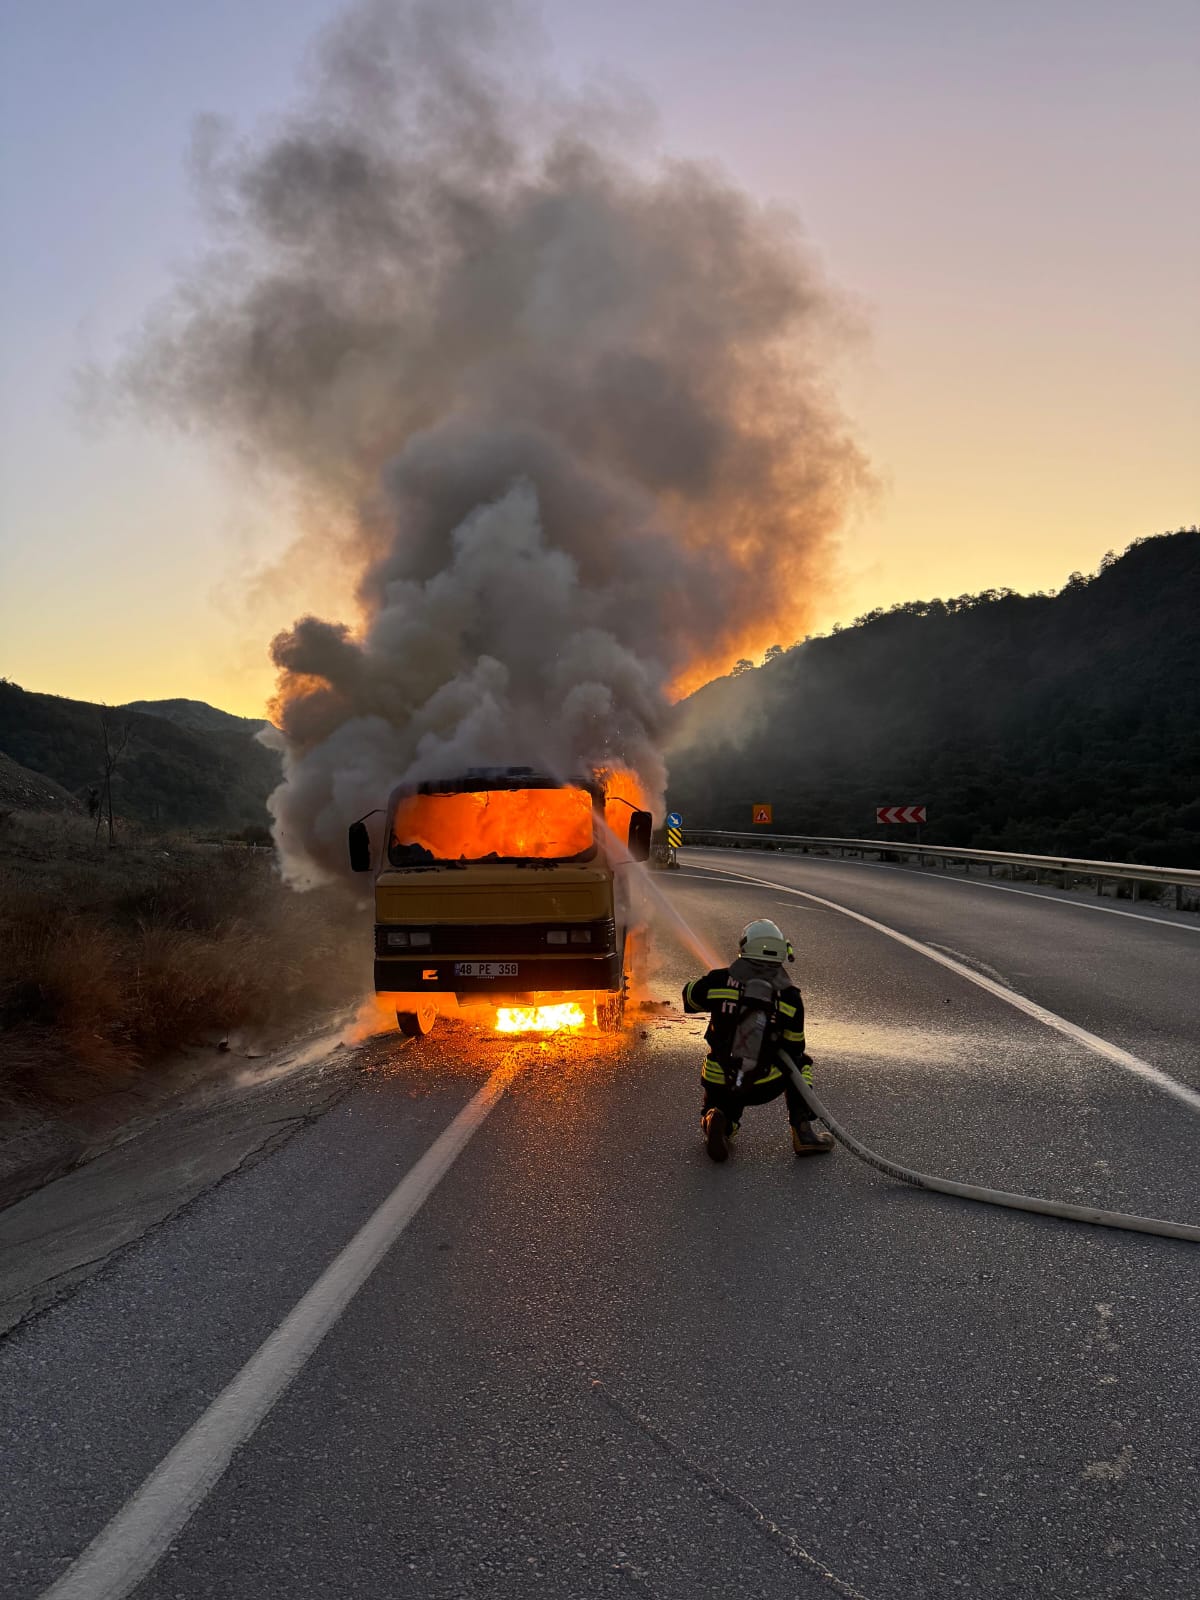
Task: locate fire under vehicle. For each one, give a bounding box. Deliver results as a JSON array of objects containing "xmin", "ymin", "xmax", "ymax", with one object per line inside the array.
[{"xmin": 348, "ymin": 766, "xmax": 653, "ymax": 1037}]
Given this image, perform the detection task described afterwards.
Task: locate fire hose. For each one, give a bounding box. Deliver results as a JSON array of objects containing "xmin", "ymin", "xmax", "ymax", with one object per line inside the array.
[{"xmin": 777, "ymin": 1050, "xmax": 1200, "ymax": 1245}]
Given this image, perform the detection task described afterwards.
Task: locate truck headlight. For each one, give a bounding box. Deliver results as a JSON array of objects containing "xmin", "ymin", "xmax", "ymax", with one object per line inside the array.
[
  {"xmin": 569, "ymin": 929, "xmax": 592, "ymax": 944},
  {"xmin": 546, "ymin": 930, "xmax": 568, "ymax": 945},
  {"xmin": 409, "ymin": 931, "xmax": 432, "ymax": 947},
  {"xmin": 385, "ymin": 930, "xmax": 409, "ymax": 948}
]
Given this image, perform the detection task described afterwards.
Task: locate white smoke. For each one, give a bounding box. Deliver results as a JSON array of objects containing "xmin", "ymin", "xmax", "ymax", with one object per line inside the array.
[{"xmin": 122, "ymin": 0, "xmax": 867, "ymax": 885}]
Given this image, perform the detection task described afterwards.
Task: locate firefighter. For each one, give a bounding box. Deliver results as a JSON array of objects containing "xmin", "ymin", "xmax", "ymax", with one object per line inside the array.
[{"xmin": 683, "ymin": 918, "xmax": 834, "ymax": 1163}]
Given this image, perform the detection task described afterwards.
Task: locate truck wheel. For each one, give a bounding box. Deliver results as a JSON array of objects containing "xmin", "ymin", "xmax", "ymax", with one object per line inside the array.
[
  {"xmin": 597, "ymin": 989, "xmax": 625, "ymax": 1033},
  {"xmin": 397, "ymin": 1002, "xmax": 437, "ymax": 1038}
]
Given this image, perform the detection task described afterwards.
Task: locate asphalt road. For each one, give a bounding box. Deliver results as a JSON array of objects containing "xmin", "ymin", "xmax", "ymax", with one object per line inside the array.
[{"xmin": 2, "ymin": 849, "xmax": 1198, "ymax": 1600}]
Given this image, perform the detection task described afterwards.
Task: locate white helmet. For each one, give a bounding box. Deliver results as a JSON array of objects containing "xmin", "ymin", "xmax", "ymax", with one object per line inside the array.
[{"xmin": 739, "ymin": 918, "xmax": 788, "ymax": 962}]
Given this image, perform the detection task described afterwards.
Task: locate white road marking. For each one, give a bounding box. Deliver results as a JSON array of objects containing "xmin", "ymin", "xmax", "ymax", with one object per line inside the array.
[
  {"xmin": 38, "ymin": 1062, "xmax": 518, "ymax": 1600},
  {"xmin": 684, "ymin": 862, "xmax": 1200, "ymax": 1115},
  {"xmin": 697, "ymin": 849, "xmax": 1200, "ymax": 932}
]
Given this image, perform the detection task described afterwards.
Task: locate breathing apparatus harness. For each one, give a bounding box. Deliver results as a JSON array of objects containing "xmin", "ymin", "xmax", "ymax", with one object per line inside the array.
[
  {"xmin": 728, "ymin": 974, "xmax": 786, "ymax": 1091},
  {"xmin": 718, "ymin": 920, "xmax": 799, "ymax": 1092}
]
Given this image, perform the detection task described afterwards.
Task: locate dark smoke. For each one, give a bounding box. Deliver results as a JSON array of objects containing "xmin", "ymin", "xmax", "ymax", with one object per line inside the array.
[{"xmin": 123, "ymin": 0, "xmax": 867, "ymax": 885}]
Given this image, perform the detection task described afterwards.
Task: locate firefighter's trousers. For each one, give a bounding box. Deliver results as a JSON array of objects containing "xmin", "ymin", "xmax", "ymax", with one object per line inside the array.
[{"xmin": 701, "ymin": 1071, "xmax": 808, "ymax": 1132}]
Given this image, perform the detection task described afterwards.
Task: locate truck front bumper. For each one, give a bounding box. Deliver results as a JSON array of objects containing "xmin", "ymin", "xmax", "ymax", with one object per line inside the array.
[{"xmin": 374, "ymin": 953, "xmax": 622, "ymax": 995}]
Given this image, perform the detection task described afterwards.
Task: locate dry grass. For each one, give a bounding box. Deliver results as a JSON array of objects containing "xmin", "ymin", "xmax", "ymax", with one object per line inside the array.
[{"xmin": 0, "ymin": 812, "xmax": 371, "ymax": 1109}]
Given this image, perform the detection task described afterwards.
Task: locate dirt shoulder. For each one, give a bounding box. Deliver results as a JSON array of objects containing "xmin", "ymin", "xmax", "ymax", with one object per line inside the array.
[{"xmin": 0, "ymin": 812, "xmax": 371, "ymax": 1103}]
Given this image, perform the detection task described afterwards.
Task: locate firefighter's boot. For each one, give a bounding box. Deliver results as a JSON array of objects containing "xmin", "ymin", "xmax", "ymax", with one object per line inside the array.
[
  {"xmin": 703, "ymin": 1108, "xmax": 731, "ymax": 1163},
  {"xmin": 791, "ymin": 1120, "xmax": 834, "ymax": 1156}
]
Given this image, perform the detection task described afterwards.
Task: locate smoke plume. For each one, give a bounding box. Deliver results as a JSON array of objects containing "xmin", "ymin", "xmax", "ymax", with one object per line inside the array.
[{"xmin": 125, "ymin": 0, "xmax": 866, "ymax": 885}]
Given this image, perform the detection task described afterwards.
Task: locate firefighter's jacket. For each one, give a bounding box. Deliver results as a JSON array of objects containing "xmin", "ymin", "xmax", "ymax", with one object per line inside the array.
[{"xmin": 682, "ymin": 957, "xmax": 808, "ymax": 1089}]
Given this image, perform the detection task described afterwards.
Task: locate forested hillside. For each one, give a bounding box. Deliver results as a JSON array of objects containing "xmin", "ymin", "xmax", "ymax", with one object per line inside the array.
[
  {"xmin": 122, "ymin": 698, "xmax": 268, "ymax": 738},
  {"xmin": 0, "ymin": 683, "xmax": 280, "ymax": 832},
  {"xmin": 667, "ymin": 530, "xmax": 1200, "ymax": 866}
]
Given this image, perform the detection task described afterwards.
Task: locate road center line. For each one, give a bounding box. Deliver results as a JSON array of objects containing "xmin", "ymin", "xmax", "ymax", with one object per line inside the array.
[
  {"xmin": 684, "ymin": 862, "xmax": 1200, "ymax": 1115},
  {"xmin": 38, "ymin": 1062, "xmax": 518, "ymax": 1600}
]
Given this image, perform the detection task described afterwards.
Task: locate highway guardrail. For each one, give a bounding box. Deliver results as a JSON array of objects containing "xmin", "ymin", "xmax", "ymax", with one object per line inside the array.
[{"xmin": 679, "ymin": 832, "xmax": 1200, "ymax": 913}]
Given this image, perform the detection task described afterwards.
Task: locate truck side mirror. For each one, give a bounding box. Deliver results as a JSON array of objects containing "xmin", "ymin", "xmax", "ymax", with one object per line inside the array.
[
  {"xmin": 627, "ymin": 810, "xmax": 653, "ymax": 863},
  {"xmin": 348, "ymin": 820, "xmax": 373, "ymax": 873}
]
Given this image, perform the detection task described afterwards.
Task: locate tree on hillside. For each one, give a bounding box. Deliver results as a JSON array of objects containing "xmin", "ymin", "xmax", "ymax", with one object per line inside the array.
[{"xmin": 97, "ymin": 708, "xmax": 133, "ymax": 846}]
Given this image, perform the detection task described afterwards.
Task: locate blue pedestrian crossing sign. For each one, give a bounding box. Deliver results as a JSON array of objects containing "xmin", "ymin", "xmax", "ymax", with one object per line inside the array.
[{"xmin": 667, "ymin": 812, "xmax": 682, "ymax": 828}]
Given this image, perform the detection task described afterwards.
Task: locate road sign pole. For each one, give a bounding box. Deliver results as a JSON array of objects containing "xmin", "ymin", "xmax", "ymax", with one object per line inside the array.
[{"xmin": 665, "ymin": 813, "xmax": 683, "ymax": 869}]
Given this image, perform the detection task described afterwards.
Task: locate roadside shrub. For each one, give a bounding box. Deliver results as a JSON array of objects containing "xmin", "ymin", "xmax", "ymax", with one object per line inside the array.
[{"xmin": 0, "ymin": 816, "xmax": 370, "ymax": 1109}]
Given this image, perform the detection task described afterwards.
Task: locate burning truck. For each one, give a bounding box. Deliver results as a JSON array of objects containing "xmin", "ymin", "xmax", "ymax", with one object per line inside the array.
[{"xmin": 348, "ymin": 766, "xmax": 653, "ymax": 1037}]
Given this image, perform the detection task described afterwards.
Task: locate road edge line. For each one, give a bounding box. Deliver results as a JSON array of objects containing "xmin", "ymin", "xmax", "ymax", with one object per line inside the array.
[
  {"xmin": 38, "ymin": 1062, "xmax": 517, "ymax": 1600},
  {"xmin": 685, "ymin": 862, "xmax": 1200, "ymax": 1114}
]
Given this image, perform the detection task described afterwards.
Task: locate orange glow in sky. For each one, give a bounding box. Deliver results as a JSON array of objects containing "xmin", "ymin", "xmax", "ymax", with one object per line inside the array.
[{"xmin": 1, "ymin": 2, "xmax": 1195, "ymax": 717}]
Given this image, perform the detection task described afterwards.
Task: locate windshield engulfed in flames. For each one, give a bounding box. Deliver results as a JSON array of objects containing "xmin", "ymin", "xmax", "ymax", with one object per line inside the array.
[{"xmin": 388, "ymin": 786, "xmax": 596, "ymax": 866}]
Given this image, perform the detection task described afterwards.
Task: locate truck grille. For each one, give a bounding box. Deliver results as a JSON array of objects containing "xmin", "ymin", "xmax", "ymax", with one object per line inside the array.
[{"xmin": 374, "ymin": 918, "xmax": 616, "ymax": 958}]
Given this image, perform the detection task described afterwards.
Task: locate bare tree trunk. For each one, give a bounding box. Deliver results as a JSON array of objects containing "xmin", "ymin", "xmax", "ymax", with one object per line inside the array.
[{"xmin": 98, "ymin": 708, "xmax": 133, "ymax": 847}]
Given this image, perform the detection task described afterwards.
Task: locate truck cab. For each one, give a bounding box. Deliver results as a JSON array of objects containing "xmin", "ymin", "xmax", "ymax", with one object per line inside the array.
[{"xmin": 348, "ymin": 766, "xmax": 652, "ymax": 1036}]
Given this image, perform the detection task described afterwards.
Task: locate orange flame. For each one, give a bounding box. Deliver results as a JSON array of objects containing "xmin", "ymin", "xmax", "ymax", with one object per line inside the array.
[
  {"xmin": 495, "ymin": 1002, "xmax": 588, "ymax": 1034},
  {"xmin": 598, "ymin": 765, "xmax": 652, "ymax": 845},
  {"xmin": 391, "ymin": 786, "xmax": 593, "ymax": 862}
]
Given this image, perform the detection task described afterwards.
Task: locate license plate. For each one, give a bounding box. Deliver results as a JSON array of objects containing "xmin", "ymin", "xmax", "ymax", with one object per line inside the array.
[{"xmin": 454, "ymin": 962, "xmax": 519, "ymax": 979}]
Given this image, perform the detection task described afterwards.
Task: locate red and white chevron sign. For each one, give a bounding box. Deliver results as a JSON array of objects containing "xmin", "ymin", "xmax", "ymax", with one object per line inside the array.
[{"xmin": 876, "ymin": 805, "xmax": 927, "ymax": 825}]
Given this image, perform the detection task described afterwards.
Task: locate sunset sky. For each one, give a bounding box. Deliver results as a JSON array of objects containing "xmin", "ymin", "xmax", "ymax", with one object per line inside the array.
[{"xmin": 1, "ymin": 0, "xmax": 1196, "ymax": 717}]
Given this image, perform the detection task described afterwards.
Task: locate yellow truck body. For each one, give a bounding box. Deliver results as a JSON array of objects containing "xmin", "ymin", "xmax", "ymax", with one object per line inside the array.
[{"xmin": 348, "ymin": 766, "xmax": 651, "ymax": 1033}]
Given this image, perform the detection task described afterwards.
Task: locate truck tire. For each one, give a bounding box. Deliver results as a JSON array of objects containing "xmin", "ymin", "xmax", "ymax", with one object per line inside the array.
[{"xmin": 397, "ymin": 1002, "xmax": 437, "ymax": 1038}]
